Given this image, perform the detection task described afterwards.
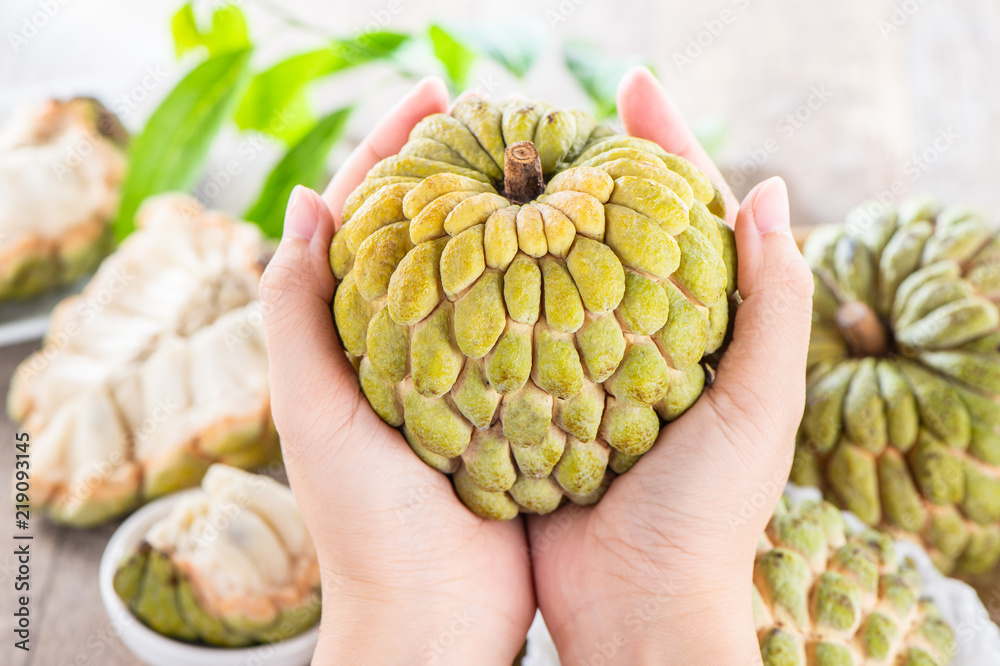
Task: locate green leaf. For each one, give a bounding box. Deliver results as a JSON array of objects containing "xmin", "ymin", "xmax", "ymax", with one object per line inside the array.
[
  {"xmin": 428, "ymin": 24, "xmax": 477, "ymax": 91},
  {"xmin": 450, "ymin": 20, "xmax": 544, "ymax": 78},
  {"xmin": 171, "ymin": 4, "xmax": 201, "ymax": 57},
  {"xmin": 235, "ymin": 32, "xmax": 408, "ymax": 143},
  {"xmin": 234, "ymin": 50, "xmax": 331, "ymax": 143},
  {"xmin": 337, "ymin": 31, "xmax": 410, "ymax": 61},
  {"xmin": 208, "ymin": 5, "xmax": 250, "ymax": 53},
  {"xmin": 171, "ymin": 3, "xmax": 249, "ymax": 58},
  {"xmin": 115, "ymin": 48, "xmax": 252, "ymax": 240},
  {"xmin": 244, "ymin": 107, "xmax": 352, "ymax": 238},
  {"xmin": 563, "ymin": 41, "xmax": 650, "ymax": 119}
]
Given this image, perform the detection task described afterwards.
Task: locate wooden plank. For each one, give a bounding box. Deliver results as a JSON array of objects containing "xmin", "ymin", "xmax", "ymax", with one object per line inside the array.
[
  {"xmin": 29, "ymin": 523, "xmax": 139, "ymax": 666},
  {"xmin": 1, "ymin": 342, "xmax": 45, "ymax": 666}
]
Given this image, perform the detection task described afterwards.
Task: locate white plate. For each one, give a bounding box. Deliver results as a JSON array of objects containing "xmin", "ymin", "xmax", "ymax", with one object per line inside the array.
[{"xmin": 99, "ymin": 490, "xmax": 319, "ymax": 666}]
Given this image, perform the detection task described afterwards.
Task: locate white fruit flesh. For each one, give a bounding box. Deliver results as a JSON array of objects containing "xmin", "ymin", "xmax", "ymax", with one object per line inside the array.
[
  {"xmin": 145, "ymin": 466, "xmax": 319, "ymax": 627},
  {"xmin": 8, "ymin": 195, "xmax": 274, "ymax": 526},
  {"xmin": 0, "ymin": 98, "xmax": 125, "ymax": 300},
  {"xmin": 0, "ymin": 98, "xmax": 123, "ymax": 236}
]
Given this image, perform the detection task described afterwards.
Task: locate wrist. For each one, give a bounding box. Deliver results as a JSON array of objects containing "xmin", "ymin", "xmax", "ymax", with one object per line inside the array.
[
  {"xmin": 550, "ymin": 597, "xmax": 759, "ymax": 666},
  {"xmin": 312, "ymin": 577, "xmax": 522, "ymax": 666},
  {"xmin": 625, "ymin": 597, "xmax": 760, "ymax": 666},
  {"xmin": 545, "ymin": 567, "xmax": 760, "ymax": 665}
]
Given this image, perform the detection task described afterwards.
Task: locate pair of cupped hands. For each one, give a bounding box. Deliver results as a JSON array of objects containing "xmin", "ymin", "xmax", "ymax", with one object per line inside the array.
[{"xmin": 260, "ymin": 68, "xmax": 814, "ymax": 665}]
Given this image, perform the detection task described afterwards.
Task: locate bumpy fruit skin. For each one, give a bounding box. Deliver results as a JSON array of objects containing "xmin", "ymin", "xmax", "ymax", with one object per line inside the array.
[
  {"xmin": 332, "ymin": 98, "xmax": 737, "ymax": 519},
  {"xmin": 797, "ymin": 196, "xmax": 1000, "ymax": 575},
  {"xmin": 0, "ymin": 98, "xmax": 126, "ymax": 302},
  {"xmin": 8, "ymin": 195, "xmax": 278, "ymax": 527},
  {"xmin": 755, "ymin": 497, "xmax": 954, "ymax": 666},
  {"xmin": 114, "ymin": 465, "xmax": 320, "ymax": 646}
]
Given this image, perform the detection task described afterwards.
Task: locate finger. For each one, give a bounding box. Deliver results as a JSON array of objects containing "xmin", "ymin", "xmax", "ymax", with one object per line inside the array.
[
  {"xmin": 708, "ymin": 177, "xmax": 814, "ymax": 428},
  {"xmin": 616, "ymin": 67, "xmax": 740, "ymax": 225},
  {"xmin": 260, "ymin": 186, "xmax": 360, "ymax": 439},
  {"xmin": 323, "ymin": 77, "xmax": 450, "ymax": 226}
]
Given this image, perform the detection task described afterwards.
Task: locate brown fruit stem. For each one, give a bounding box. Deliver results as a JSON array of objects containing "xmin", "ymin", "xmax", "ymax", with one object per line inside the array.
[
  {"xmin": 836, "ymin": 300, "xmax": 889, "ymax": 357},
  {"xmin": 503, "ymin": 141, "xmax": 544, "ymax": 204}
]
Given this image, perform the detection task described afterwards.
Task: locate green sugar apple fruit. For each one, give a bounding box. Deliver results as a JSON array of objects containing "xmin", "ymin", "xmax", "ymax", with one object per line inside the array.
[
  {"xmin": 330, "ymin": 97, "xmax": 737, "ymax": 519},
  {"xmin": 796, "ymin": 195, "xmax": 1000, "ymax": 576},
  {"xmin": 755, "ymin": 496, "xmax": 954, "ymax": 666}
]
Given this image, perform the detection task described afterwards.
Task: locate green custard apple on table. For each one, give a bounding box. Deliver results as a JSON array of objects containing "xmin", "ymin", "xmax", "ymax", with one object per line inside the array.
[
  {"xmin": 796, "ymin": 196, "xmax": 1000, "ymax": 577},
  {"xmin": 113, "ymin": 464, "xmax": 321, "ymax": 646},
  {"xmin": 330, "ymin": 97, "xmax": 738, "ymax": 519},
  {"xmin": 755, "ymin": 496, "xmax": 954, "ymax": 666},
  {"xmin": 518, "ymin": 493, "xmax": 963, "ymax": 665},
  {"xmin": 8, "ymin": 195, "xmax": 278, "ymax": 527},
  {"xmin": 0, "ymin": 98, "xmax": 126, "ymax": 302}
]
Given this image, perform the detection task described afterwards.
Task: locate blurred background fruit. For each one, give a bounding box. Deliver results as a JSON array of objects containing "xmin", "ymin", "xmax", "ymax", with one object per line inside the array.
[
  {"xmin": 0, "ymin": 98, "xmax": 125, "ymax": 303},
  {"xmin": 797, "ymin": 195, "xmax": 1000, "ymax": 629},
  {"xmin": 9, "ymin": 195, "xmax": 276, "ymax": 526},
  {"xmin": 798, "ymin": 197, "xmax": 1000, "ymax": 575}
]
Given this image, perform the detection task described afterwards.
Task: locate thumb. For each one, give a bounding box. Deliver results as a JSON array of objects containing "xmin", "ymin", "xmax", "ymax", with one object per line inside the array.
[
  {"xmin": 709, "ymin": 177, "xmax": 814, "ymax": 436},
  {"xmin": 260, "ymin": 186, "xmax": 365, "ymax": 449}
]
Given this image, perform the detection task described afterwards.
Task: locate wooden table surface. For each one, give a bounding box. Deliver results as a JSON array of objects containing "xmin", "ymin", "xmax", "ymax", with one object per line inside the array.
[{"xmin": 2, "ymin": 0, "xmax": 1000, "ymax": 664}]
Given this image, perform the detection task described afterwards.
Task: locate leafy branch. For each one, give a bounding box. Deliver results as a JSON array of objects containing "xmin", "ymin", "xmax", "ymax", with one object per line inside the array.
[{"xmin": 116, "ymin": 1, "xmax": 666, "ymax": 240}]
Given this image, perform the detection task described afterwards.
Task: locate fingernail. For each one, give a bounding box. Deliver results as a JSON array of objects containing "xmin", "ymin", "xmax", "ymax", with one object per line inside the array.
[
  {"xmin": 751, "ymin": 177, "xmax": 790, "ymax": 235},
  {"xmin": 284, "ymin": 185, "xmax": 318, "ymax": 240}
]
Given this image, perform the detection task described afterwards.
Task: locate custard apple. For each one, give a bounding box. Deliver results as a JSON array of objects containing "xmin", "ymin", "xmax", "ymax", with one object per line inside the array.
[
  {"xmin": 331, "ymin": 97, "xmax": 737, "ymax": 519},
  {"xmin": 113, "ymin": 464, "xmax": 320, "ymax": 646},
  {"xmin": 0, "ymin": 98, "xmax": 126, "ymax": 302},
  {"xmin": 8, "ymin": 195, "xmax": 277, "ymax": 526},
  {"xmin": 755, "ymin": 497, "xmax": 954, "ymax": 665},
  {"xmin": 795, "ymin": 196, "xmax": 1000, "ymax": 575}
]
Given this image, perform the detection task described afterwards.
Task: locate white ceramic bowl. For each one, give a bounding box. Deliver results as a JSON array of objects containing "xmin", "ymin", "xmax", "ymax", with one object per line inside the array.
[{"xmin": 99, "ymin": 489, "xmax": 319, "ymax": 666}]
